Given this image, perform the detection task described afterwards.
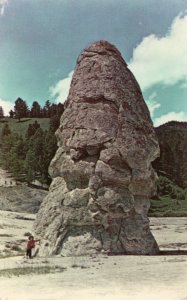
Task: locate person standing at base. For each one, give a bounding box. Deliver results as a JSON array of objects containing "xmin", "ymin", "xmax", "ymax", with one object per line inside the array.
[{"xmin": 26, "ymin": 235, "xmax": 40, "ymax": 259}]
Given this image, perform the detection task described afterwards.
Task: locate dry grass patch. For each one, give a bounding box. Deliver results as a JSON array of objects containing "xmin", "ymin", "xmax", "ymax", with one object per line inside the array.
[{"xmin": 0, "ymin": 265, "xmax": 67, "ymax": 277}]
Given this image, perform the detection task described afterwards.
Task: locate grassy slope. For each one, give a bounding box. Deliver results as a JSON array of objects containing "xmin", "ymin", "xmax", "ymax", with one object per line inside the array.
[
  {"xmin": 0, "ymin": 117, "xmax": 50, "ymax": 141},
  {"xmin": 149, "ymin": 196, "xmax": 187, "ymax": 217},
  {"xmin": 149, "ymin": 176, "xmax": 187, "ymax": 217}
]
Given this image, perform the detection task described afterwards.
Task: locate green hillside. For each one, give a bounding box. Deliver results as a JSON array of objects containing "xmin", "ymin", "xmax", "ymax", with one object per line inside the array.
[
  {"xmin": 0, "ymin": 117, "xmax": 50, "ymax": 143},
  {"xmin": 153, "ymin": 121, "xmax": 187, "ymax": 188},
  {"xmin": 149, "ymin": 176, "xmax": 187, "ymax": 217},
  {"xmin": 150, "ymin": 121, "xmax": 187, "ymax": 217},
  {"xmin": 0, "ymin": 117, "xmax": 56, "ymax": 185}
]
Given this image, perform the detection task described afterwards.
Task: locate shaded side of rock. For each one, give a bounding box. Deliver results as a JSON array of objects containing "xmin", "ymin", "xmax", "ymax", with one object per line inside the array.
[
  {"xmin": 35, "ymin": 40, "xmax": 159, "ymax": 256},
  {"xmin": 153, "ymin": 121, "xmax": 187, "ymax": 188}
]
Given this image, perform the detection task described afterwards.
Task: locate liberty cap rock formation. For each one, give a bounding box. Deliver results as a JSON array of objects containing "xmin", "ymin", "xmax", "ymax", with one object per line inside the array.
[{"xmin": 35, "ymin": 40, "xmax": 160, "ymax": 256}]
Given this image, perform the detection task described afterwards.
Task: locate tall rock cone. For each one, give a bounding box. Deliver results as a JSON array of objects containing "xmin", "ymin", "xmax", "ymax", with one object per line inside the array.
[{"xmin": 35, "ymin": 41, "xmax": 160, "ymax": 256}]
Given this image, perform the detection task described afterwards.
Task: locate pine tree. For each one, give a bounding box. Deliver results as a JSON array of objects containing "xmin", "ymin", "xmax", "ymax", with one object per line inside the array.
[
  {"xmin": 0, "ymin": 106, "xmax": 4, "ymax": 118},
  {"xmin": 25, "ymin": 121, "xmax": 40, "ymax": 139},
  {"xmin": 30, "ymin": 101, "xmax": 41, "ymax": 118},
  {"xmin": 43, "ymin": 100, "xmax": 51, "ymax": 117},
  {"xmin": 49, "ymin": 114, "xmax": 60, "ymax": 132},
  {"xmin": 25, "ymin": 128, "xmax": 45, "ymax": 182},
  {"xmin": 14, "ymin": 98, "xmax": 29, "ymax": 121},
  {"xmin": 9, "ymin": 110, "xmax": 14, "ymax": 118},
  {"xmin": 1, "ymin": 132, "xmax": 16, "ymax": 169},
  {"xmin": 43, "ymin": 130, "xmax": 57, "ymax": 183},
  {"xmin": 24, "ymin": 148, "xmax": 38, "ymax": 182},
  {"xmin": 1, "ymin": 132, "xmax": 27, "ymax": 179}
]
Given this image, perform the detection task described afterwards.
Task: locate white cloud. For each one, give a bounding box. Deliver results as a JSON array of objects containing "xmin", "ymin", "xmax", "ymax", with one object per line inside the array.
[
  {"xmin": 0, "ymin": 98, "xmax": 14, "ymax": 116},
  {"xmin": 146, "ymin": 92, "xmax": 161, "ymax": 118},
  {"xmin": 154, "ymin": 111, "xmax": 187, "ymax": 127},
  {"xmin": 0, "ymin": 0, "xmax": 8, "ymax": 16},
  {"xmin": 50, "ymin": 71, "xmax": 74, "ymax": 103},
  {"xmin": 129, "ymin": 13, "xmax": 187, "ymax": 91}
]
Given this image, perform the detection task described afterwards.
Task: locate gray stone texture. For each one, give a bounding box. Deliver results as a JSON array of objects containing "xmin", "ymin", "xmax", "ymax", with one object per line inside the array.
[{"xmin": 35, "ymin": 41, "xmax": 160, "ymax": 256}]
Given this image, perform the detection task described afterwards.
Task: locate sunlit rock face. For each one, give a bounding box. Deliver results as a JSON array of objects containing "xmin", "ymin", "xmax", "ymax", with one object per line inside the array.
[{"xmin": 35, "ymin": 40, "xmax": 159, "ymax": 256}]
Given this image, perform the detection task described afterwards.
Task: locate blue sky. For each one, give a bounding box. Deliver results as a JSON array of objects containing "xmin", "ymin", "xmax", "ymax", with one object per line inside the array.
[{"xmin": 0, "ymin": 0, "xmax": 187, "ymax": 126}]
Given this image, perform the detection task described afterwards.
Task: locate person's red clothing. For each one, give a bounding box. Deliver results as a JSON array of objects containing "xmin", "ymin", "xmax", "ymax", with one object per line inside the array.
[{"xmin": 27, "ymin": 239, "xmax": 39, "ymax": 249}]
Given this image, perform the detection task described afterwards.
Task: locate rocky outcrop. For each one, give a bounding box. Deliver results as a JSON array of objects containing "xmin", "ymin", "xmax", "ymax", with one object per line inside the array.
[
  {"xmin": 153, "ymin": 121, "xmax": 187, "ymax": 188},
  {"xmin": 35, "ymin": 41, "xmax": 159, "ymax": 256}
]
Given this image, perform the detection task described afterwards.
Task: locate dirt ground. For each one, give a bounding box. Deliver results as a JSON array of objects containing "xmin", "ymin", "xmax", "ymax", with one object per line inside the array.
[{"xmin": 0, "ymin": 210, "xmax": 187, "ymax": 300}]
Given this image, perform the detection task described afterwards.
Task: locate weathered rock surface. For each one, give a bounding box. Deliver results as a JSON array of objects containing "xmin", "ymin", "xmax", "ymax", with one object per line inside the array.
[
  {"xmin": 153, "ymin": 121, "xmax": 187, "ymax": 188},
  {"xmin": 35, "ymin": 41, "xmax": 159, "ymax": 256}
]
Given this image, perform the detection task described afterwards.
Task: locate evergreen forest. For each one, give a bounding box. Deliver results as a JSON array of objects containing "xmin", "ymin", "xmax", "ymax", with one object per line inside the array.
[{"xmin": 0, "ymin": 98, "xmax": 64, "ymax": 186}]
